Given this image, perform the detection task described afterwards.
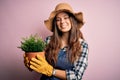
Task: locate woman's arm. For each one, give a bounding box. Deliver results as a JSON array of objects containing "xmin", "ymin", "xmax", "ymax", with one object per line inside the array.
[
  {"xmin": 66, "ymin": 40, "xmax": 88, "ymax": 80},
  {"xmin": 52, "ymin": 40, "xmax": 88, "ymax": 80},
  {"xmin": 53, "ymin": 69, "xmax": 67, "ymax": 80}
]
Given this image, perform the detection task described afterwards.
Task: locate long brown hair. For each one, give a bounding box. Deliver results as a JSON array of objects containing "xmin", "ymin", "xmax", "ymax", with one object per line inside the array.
[{"xmin": 45, "ymin": 12, "xmax": 84, "ymax": 66}]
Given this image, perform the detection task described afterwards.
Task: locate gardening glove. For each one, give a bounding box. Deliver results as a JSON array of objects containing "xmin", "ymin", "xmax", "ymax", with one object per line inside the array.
[
  {"xmin": 23, "ymin": 54, "xmax": 32, "ymax": 71},
  {"xmin": 30, "ymin": 54, "xmax": 53, "ymax": 76}
]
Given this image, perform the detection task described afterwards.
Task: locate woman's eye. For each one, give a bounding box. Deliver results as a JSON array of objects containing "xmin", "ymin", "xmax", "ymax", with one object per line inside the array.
[
  {"xmin": 56, "ymin": 19, "xmax": 60, "ymax": 21},
  {"xmin": 64, "ymin": 16, "xmax": 69, "ymax": 19},
  {"xmin": 56, "ymin": 16, "xmax": 69, "ymax": 22}
]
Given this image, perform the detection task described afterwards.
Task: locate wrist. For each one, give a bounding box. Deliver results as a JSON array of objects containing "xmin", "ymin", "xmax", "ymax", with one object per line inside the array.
[{"xmin": 52, "ymin": 68, "xmax": 56, "ymax": 76}]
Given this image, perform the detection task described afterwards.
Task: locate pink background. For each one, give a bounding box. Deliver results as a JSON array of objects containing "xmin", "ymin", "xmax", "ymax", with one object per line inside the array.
[{"xmin": 0, "ymin": 0, "xmax": 120, "ymax": 80}]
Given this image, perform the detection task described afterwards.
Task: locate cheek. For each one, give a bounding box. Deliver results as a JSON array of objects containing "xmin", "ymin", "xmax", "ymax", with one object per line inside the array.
[
  {"xmin": 56, "ymin": 22, "xmax": 60, "ymax": 28},
  {"xmin": 56, "ymin": 22, "xmax": 59, "ymax": 26},
  {"xmin": 68, "ymin": 21, "xmax": 72, "ymax": 28},
  {"xmin": 67, "ymin": 19, "xmax": 71, "ymax": 25}
]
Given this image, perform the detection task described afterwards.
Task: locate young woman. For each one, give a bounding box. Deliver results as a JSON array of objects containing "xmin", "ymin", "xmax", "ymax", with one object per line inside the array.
[{"xmin": 24, "ymin": 3, "xmax": 88, "ymax": 80}]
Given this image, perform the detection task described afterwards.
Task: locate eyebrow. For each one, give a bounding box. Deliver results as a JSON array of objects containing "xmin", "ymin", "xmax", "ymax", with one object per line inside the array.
[{"xmin": 56, "ymin": 14, "xmax": 69, "ymax": 18}]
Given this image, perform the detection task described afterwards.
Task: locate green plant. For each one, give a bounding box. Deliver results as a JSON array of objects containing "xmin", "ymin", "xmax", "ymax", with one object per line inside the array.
[{"xmin": 18, "ymin": 34, "xmax": 46, "ymax": 52}]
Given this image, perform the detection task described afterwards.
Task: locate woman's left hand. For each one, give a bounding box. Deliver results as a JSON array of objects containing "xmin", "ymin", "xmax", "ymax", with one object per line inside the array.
[{"xmin": 30, "ymin": 54, "xmax": 53, "ymax": 76}]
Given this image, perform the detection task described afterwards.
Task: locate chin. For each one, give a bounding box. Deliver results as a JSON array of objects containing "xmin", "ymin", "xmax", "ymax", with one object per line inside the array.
[{"xmin": 61, "ymin": 30, "xmax": 70, "ymax": 33}]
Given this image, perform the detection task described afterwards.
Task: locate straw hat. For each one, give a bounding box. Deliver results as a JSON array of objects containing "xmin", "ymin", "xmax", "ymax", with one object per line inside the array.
[{"xmin": 44, "ymin": 3, "xmax": 84, "ymax": 31}]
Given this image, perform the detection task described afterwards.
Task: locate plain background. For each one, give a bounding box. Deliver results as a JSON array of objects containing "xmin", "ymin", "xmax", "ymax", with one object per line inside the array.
[{"xmin": 0, "ymin": 0, "xmax": 120, "ymax": 80}]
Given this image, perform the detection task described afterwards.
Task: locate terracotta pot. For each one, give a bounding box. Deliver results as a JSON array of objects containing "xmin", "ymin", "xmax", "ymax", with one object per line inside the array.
[{"xmin": 25, "ymin": 52, "xmax": 45, "ymax": 61}]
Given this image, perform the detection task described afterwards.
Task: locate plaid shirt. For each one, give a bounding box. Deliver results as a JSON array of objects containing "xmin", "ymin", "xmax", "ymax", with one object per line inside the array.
[{"xmin": 45, "ymin": 36, "xmax": 88, "ymax": 80}]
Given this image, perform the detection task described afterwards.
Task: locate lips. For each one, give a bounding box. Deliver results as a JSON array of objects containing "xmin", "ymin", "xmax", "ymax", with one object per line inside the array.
[
  {"xmin": 61, "ymin": 25, "xmax": 67, "ymax": 29},
  {"xmin": 61, "ymin": 23, "xmax": 68, "ymax": 28}
]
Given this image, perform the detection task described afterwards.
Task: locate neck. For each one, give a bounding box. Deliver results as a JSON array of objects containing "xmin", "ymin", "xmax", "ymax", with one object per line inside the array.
[{"xmin": 60, "ymin": 32, "xmax": 69, "ymax": 48}]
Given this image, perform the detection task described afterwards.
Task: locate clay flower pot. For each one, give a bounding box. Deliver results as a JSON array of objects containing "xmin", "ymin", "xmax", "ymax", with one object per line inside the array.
[{"xmin": 25, "ymin": 51, "xmax": 45, "ymax": 61}]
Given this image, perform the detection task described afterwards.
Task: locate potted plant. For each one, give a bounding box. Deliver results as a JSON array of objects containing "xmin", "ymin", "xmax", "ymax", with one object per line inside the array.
[{"xmin": 18, "ymin": 34, "xmax": 46, "ymax": 61}]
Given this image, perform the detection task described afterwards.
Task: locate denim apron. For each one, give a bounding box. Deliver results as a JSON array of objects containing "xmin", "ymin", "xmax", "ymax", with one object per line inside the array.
[{"xmin": 40, "ymin": 48, "xmax": 73, "ymax": 80}]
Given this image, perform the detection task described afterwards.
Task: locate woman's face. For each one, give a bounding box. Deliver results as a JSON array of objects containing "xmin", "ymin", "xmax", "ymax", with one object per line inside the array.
[{"xmin": 56, "ymin": 12, "xmax": 71, "ymax": 33}]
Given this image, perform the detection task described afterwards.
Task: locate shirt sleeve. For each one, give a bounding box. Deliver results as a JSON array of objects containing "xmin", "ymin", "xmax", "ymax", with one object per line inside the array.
[{"xmin": 66, "ymin": 39, "xmax": 88, "ymax": 80}]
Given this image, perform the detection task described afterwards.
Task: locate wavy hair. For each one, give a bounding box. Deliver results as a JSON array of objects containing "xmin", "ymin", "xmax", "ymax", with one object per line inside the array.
[{"xmin": 45, "ymin": 12, "xmax": 84, "ymax": 66}]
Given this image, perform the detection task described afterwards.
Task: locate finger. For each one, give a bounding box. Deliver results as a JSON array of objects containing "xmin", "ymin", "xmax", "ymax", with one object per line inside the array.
[
  {"xmin": 23, "ymin": 54, "xmax": 25, "ymax": 57},
  {"xmin": 30, "ymin": 65, "xmax": 40, "ymax": 73},
  {"xmin": 26, "ymin": 57, "xmax": 29, "ymax": 62},
  {"xmin": 30, "ymin": 65, "xmax": 45, "ymax": 74},
  {"xmin": 23, "ymin": 53, "xmax": 27, "ymax": 58},
  {"xmin": 24, "ymin": 60, "xmax": 29, "ymax": 66},
  {"xmin": 24, "ymin": 60, "xmax": 30, "ymax": 68},
  {"xmin": 36, "ymin": 54, "xmax": 42, "ymax": 60},
  {"xmin": 24, "ymin": 57, "xmax": 29, "ymax": 64},
  {"xmin": 23, "ymin": 53, "xmax": 29, "ymax": 62},
  {"xmin": 31, "ymin": 58, "xmax": 42, "ymax": 65},
  {"xmin": 30, "ymin": 61, "xmax": 40, "ymax": 68},
  {"xmin": 36, "ymin": 54, "xmax": 46, "ymax": 63}
]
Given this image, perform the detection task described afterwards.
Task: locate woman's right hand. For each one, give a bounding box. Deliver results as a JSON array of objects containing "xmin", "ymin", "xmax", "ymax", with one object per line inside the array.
[{"xmin": 23, "ymin": 54, "xmax": 33, "ymax": 71}]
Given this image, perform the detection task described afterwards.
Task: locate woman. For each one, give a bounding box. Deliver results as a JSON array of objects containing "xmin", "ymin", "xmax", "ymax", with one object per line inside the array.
[{"xmin": 24, "ymin": 3, "xmax": 88, "ymax": 80}]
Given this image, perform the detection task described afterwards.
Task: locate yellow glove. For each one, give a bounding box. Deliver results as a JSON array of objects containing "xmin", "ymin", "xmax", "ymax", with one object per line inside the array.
[
  {"xmin": 23, "ymin": 54, "xmax": 32, "ymax": 71},
  {"xmin": 30, "ymin": 54, "xmax": 53, "ymax": 76}
]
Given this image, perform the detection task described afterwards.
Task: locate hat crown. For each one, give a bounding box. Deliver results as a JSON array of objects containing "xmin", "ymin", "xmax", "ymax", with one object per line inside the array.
[{"xmin": 54, "ymin": 3, "xmax": 74, "ymax": 12}]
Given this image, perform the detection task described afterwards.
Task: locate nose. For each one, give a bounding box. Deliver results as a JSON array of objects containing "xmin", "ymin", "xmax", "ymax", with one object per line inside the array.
[{"xmin": 60, "ymin": 18, "xmax": 65, "ymax": 23}]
